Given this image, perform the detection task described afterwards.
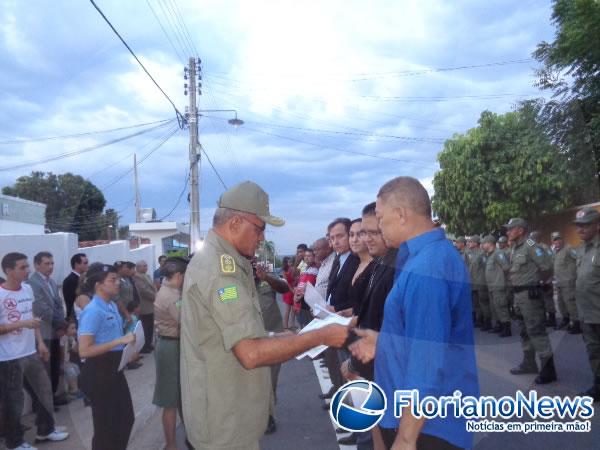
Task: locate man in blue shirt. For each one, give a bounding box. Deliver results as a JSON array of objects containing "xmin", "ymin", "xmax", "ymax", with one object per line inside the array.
[{"xmin": 351, "ymin": 177, "xmax": 479, "ymax": 450}]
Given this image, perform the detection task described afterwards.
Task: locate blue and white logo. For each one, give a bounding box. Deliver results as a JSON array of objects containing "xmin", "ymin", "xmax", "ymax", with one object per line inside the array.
[{"xmin": 329, "ymin": 380, "xmax": 387, "ymax": 432}]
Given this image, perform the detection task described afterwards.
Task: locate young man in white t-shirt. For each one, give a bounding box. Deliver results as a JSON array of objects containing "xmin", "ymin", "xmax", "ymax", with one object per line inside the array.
[{"xmin": 0, "ymin": 252, "xmax": 69, "ymax": 450}]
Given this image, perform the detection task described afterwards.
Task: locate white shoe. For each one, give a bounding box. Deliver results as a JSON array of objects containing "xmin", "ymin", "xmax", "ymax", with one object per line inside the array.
[
  {"xmin": 10, "ymin": 443, "xmax": 37, "ymax": 450},
  {"xmin": 54, "ymin": 425, "xmax": 67, "ymax": 433},
  {"xmin": 35, "ymin": 430, "xmax": 69, "ymax": 442}
]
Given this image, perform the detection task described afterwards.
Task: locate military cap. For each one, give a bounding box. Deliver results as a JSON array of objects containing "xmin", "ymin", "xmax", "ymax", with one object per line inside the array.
[
  {"xmin": 218, "ymin": 180, "xmax": 284, "ymax": 227},
  {"xmin": 498, "ymin": 236, "xmax": 508, "ymax": 244},
  {"xmin": 574, "ymin": 207, "xmax": 600, "ymax": 225},
  {"xmin": 482, "ymin": 235, "xmax": 496, "ymax": 245},
  {"xmin": 467, "ymin": 235, "xmax": 481, "ymax": 243},
  {"xmin": 551, "ymin": 231, "xmax": 562, "ymax": 241},
  {"xmin": 454, "ymin": 236, "xmax": 466, "ymax": 244},
  {"xmin": 505, "ymin": 217, "xmax": 527, "ymax": 229}
]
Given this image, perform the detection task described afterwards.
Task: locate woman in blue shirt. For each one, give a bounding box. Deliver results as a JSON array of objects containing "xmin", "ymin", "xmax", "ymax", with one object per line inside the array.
[{"xmin": 78, "ymin": 263, "xmax": 136, "ymax": 450}]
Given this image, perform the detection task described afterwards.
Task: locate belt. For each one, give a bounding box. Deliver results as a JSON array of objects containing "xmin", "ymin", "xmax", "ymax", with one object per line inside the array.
[{"xmin": 158, "ymin": 335, "xmax": 180, "ymax": 341}]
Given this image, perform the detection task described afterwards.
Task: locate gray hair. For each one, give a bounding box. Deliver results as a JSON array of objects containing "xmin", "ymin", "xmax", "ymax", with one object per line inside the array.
[
  {"xmin": 212, "ymin": 207, "xmax": 240, "ymax": 227},
  {"xmin": 377, "ymin": 176, "xmax": 431, "ymax": 218}
]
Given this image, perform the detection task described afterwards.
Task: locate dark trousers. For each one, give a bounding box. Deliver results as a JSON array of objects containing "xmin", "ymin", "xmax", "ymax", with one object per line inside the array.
[
  {"xmin": 81, "ymin": 351, "xmax": 134, "ymax": 450},
  {"xmin": 43, "ymin": 338, "xmax": 61, "ymax": 395},
  {"xmin": 0, "ymin": 359, "xmax": 25, "ymax": 448},
  {"xmin": 324, "ymin": 347, "xmax": 344, "ymax": 390},
  {"xmin": 140, "ymin": 313, "xmax": 154, "ymax": 351},
  {"xmin": 380, "ymin": 428, "xmax": 462, "ymax": 450}
]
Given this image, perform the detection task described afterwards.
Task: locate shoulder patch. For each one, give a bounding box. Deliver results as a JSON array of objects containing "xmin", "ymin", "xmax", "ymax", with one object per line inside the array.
[
  {"xmin": 535, "ymin": 247, "xmax": 543, "ymax": 257},
  {"xmin": 217, "ymin": 285, "xmax": 239, "ymax": 302},
  {"xmin": 498, "ymin": 252, "xmax": 505, "ymax": 261},
  {"xmin": 569, "ymin": 248, "xmax": 577, "ymax": 259},
  {"xmin": 220, "ymin": 254, "xmax": 236, "ymax": 273},
  {"xmin": 526, "ymin": 239, "xmax": 535, "ymax": 247}
]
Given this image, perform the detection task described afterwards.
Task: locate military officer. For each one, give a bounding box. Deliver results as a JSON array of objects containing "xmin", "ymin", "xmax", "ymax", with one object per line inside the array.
[
  {"xmin": 498, "ymin": 235, "xmax": 509, "ymax": 251},
  {"xmin": 454, "ymin": 236, "xmax": 467, "ymax": 261},
  {"xmin": 482, "ymin": 235, "xmax": 511, "ymax": 337},
  {"xmin": 498, "ymin": 236, "xmax": 515, "ymax": 318},
  {"xmin": 574, "ymin": 207, "xmax": 600, "ymax": 401},
  {"xmin": 180, "ymin": 181, "xmax": 349, "ymax": 450},
  {"xmin": 530, "ymin": 231, "xmax": 557, "ymax": 328},
  {"xmin": 506, "ymin": 218, "xmax": 556, "ymax": 384},
  {"xmin": 552, "ymin": 231, "xmax": 581, "ymax": 334},
  {"xmin": 466, "ymin": 235, "xmax": 490, "ymax": 330}
]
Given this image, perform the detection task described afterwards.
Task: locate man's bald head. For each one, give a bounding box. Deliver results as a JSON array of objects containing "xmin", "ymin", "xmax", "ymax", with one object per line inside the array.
[{"xmin": 377, "ymin": 176, "xmax": 431, "ymax": 218}]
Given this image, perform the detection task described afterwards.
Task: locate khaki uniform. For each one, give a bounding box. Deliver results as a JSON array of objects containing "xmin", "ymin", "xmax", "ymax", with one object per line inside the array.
[
  {"xmin": 485, "ymin": 249, "xmax": 510, "ymax": 323},
  {"xmin": 509, "ymin": 237, "xmax": 553, "ymax": 358},
  {"xmin": 466, "ymin": 247, "xmax": 489, "ymax": 320},
  {"xmin": 539, "ymin": 243, "xmax": 556, "ymax": 315},
  {"xmin": 256, "ymin": 277, "xmax": 284, "ymax": 407},
  {"xmin": 181, "ymin": 230, "xmax": 271, "ymax": 450},
  {"xmin": 554, "ymin": 246, "xmax": 578, "ymax": 321},
  {"xmin": 576, "ymin": 234, "xmax": 600, "ymax": 380}
]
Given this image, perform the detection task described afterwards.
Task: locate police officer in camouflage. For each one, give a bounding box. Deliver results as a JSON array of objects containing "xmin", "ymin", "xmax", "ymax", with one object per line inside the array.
[
  {"xmin": 466, "ymin": 235, "xmax": 490, "ymax": 330},
  {"xmin": 506, "ymin": 218, "xmax": 557, "ymax": 384},
  {"xmin": 552, "ymin": 231, "xmax": 581, "ymax": 334},
  {"xmin": 482, "ymin": 235, "xmax": 512, "ymax": 337},
  {"xmin": 574, "ymin": 207, "xmax": 600, "ymax": 401}
]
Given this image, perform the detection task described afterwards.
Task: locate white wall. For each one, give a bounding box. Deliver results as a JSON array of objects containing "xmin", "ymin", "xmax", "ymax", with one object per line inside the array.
[
  {"xmin": 0, "ymin": 219, "xmax": 45, "ymax": 235},
  {"xmin": 0, "ymin": 232, "xmax": 77, "ymax": 283},
  {"xmin": 129, "ymin": 244, "xmax": 157, "ymax": 273},
  {"xmin": 81, "ymin": 241, "xmax": 129, "ymax": 267}
]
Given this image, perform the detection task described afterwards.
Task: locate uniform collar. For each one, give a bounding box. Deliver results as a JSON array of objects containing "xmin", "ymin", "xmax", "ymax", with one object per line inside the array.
[{"xmin": 205, "ymin": 229, "xmax": 253, "ymax": 275}]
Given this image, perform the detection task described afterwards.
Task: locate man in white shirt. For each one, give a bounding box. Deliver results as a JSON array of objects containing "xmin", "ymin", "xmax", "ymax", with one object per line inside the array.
[
  {"xmin": 0, "ymin": 252, "xmax": 69, "ymax": 450},
  {"xmin": 313, "ymin": 237, "xmax": 335, "ymax": 300}
]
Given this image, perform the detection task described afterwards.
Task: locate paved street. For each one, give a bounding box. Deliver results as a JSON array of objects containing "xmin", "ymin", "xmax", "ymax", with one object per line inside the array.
[{"xmin": 10, "ymin": 320, "xmax": 600, "ymax": 450}]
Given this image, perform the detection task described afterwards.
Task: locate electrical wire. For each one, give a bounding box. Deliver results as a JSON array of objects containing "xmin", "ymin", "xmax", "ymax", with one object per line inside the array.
[
  {"xmin": 0, "ymin": 120, "xmax": 173, "ymax": 172},
  {"xmin": 145, "ymin": 0, "xmax": 185, "ymax": 63},
  {"xmin": 88, "ymin": 0, "xmax": 185, "ymax": 126},
  {"xmin": 200, "ymin": 145, "xmax": 228, "ymax": 190},
  {"xmin": 159, "ymin": 170, "xmax": 190, "ymax": 220},
  {"xmin": 0, "ymin": 118, "xmax": 172, "ymax": 145}
]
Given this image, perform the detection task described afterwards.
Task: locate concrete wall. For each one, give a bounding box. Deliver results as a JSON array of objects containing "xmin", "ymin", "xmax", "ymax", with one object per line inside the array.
[
  {"xmin": 0, "ymin": 219, "xmax": 45, "ymax": 235},
  {"xmin": 529, "ymin": 202, "xmax": 600, "ymax": 248},
  {"xmin": 0, "ymin": 194, "xmax": 46, "ymax": 227},
  {"xmin": 130, "ymin": 244, "xmax": 156, "ymax": 273},
  {"xmin": 0, "ymin": 232, "xmax": 77, "ymax": 283}
]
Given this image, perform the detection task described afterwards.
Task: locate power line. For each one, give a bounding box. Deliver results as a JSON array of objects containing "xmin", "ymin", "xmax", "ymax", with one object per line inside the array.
[
  {"xmin": 0, "ymin": 120, "xmax": 173, "ymax": 172},
  {"xmin": 200, "ymin": 145, "xmax": 228, "ymax": 190},
  {"xmin": 145, "ymin": 0, "xmax": 185, "ymax": 63},
  {"xmin": 0, "ymin": 118, "xmax": 172, "ymax": 145},
  {"xmin": 88, "ymin": 0, "xmax": 185, "ymax": 126},
  {"xmin": 159, "ymin": 170, "xmax": 190, "ymax": 220},
  {"xmin": 164, "ymin": 0, "xmax": 198, "ymax": 56},
  {"xmin": 155, "ymin": 0, "xmax": 191, "ymax": 58}
]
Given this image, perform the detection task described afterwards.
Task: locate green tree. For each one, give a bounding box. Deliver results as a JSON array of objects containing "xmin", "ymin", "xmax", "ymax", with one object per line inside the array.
[
  {"xmin": 432, "ymin": 103, "xmax": 572, "ymax": 235},
  {"xmin": 533, "ymin": 0, "xmax": 600, "ymax": 201},
  {"xmin": 2, "ymin": 171, "xmax": 107, "ymax": 240}
]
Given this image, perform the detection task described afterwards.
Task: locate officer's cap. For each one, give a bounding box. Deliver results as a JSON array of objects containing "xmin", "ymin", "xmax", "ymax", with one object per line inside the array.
[
  {"xmin": 454, "ymin": 236, "xmax": 466, "ymax": 244},
  {"xmin": 505, "ymin": 217, "xmax": 527, "ymax": 229},
  {"xmin": 498, "ymin": 236, "xmax": 508, "ymax": 244},
  {"xmin": 574, "ymin": 207, "xmax": 600, "ymax": 225},
  {"xmin": 467, "ymin": 235, "xmax": 481, "ymax": 243},
  {"xmin": 482, "ymin": 235, "xmax": 496, "ymax": 245},
  {"xmin": 218, "ymin": 181, "xmax": 285, "ymax": 227},
  {"xmin": 551, "ymin": 231, "xmax": 562, "ymax": 241}
]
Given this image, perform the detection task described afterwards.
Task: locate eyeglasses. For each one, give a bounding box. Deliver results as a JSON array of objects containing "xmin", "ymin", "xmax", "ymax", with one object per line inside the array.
[{"xmin": 241, "ymin": 215, "xmax": 266, "ymax": 234}]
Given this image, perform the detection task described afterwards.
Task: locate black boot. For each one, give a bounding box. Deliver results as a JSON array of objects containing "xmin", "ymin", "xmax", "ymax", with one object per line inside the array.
[
  {"xmin": 557, "ymin": 316, "xmax": 570, "ymax": 330},
  {"xmin": 499, "ymin": 322, "xmax": 512, "ymax": 337},
  {"xmin": 546, "ymin": 312, "xmax": 557, "ymax": 328},
  {"xmin": 535, "ymin": 356, "xmax": 558, "ymax": 384},
  {"xmin": 480, "ymin": 318, "xmax": 492, "ymax": 331},
  {"xmin": 510, "ymin": 351, "xmax": 538, "ymax": 375},
  {"xmin": 568, "ymin": 320, "xmax": 582, "ymax": 335},
  {"xmin": 492, "ymin": 321, "xmax": 503, "ymax": 333}
]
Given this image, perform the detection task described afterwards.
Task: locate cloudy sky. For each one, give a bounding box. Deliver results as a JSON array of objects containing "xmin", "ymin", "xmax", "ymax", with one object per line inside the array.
[{"xmin": 0, "ymin": 0, "xmax": 556, "ymax": 254}]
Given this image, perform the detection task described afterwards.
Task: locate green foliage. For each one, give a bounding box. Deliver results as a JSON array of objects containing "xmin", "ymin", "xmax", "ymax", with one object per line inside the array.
[
  {"xmin": 166, "ymin": 249, "xmax": 189, "ymax": 258},
  {"xmin": 534, "ymin": 0, "xmax": 600, "ymax": 199},
  {"xmin": 432, "ymin": 103, "xmax": 572, "ymax": 235},
  {"xmin": 2, "ymin": 171, "xmax": 110, "ymax": 240}
]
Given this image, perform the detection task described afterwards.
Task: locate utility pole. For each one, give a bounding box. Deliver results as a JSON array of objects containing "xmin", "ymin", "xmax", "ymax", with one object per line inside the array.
[
  {"xmin": 185, "ymin": 57, "xmax": 202, "ymax": 251},
  {"xmin": 134, "ymin": 153, "xmax": 141, "ymax": 223}
]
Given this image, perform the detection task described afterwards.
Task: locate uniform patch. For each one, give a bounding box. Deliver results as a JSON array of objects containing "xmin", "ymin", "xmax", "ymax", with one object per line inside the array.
[
  {"xmin": 220, "ymin": 254, "xmax": 236, "ymax": 273},
  {"xmin": 526, "ymin": 239, "xmax": 535, "ymax": 247},
  {"xmin": 217, "ymin": 285, "xmax": 239, "ymax": 302},
  {"xmin": 498, "ymin": 253, "xmax": 506, "ymax": 261},
  {"xmin": 535, "ymin": 247, "xmax": 543, "ymax": 257}
]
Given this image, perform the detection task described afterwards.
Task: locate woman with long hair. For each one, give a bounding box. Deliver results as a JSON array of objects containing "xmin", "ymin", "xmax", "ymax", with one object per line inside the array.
[{"xmin": 78, "ymin": 263, "xmax": 136, "ymax": 450}]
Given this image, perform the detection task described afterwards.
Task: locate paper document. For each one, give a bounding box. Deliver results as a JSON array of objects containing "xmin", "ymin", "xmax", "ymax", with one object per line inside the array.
[
  {"xmin": 118, "ymin": 321, "xmax": 145, "ymax": 372},
  {"xmin": 295, "ymin": 314, "xmax": 352, "ymax": 360},
  {"xmin": 304, "ymin": 283, "xmax": 329, "ymax": 319}
]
